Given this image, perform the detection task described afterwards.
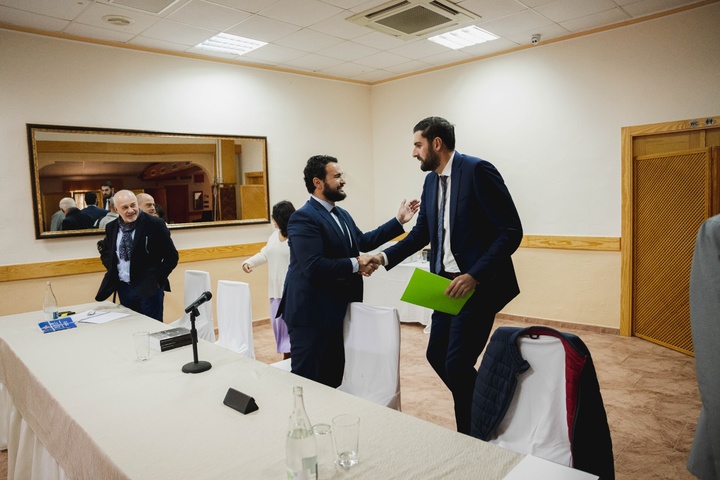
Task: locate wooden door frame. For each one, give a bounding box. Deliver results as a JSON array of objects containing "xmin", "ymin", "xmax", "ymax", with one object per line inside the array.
[{"xmin": 620, "ymin": 115, "xmax": 720, "ymax": 336}]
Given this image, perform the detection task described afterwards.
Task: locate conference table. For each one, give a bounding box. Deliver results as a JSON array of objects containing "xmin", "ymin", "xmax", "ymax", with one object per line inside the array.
[{"xmin": 0, "ymin": 302, "xmax": 597, "ymax": 479}]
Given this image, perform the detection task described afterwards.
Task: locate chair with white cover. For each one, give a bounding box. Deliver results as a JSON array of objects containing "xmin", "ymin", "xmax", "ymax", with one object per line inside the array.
[
  {"xmin": 270, "ymin": 358, "xmax": 292, "ymax": 371},
  {"xmin": 215, "ymin": 280, "xmax": 255, "ymax": 359},
  {"xmin": 471, "ymin": 326, "xmax": 614, "ymax": 480},
  {"xmin": 170, "ymin": 270, "xmax": 216, "ymax": 343},
  {"xmin": 338, "ymin": 302, "xmax": 401, "ymax": 410}
]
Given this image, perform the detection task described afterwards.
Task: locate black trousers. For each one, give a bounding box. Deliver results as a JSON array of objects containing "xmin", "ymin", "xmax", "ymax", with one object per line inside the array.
[
  {"xmin": 287, "ymin": 323, "xmax": 345, "ymax": 388},
  {"xmin": 117, "ymin": 282, "xmax": 165, "ymax": 322},
  {"xmin": 427, "ymin": 293, "xmax": 497, "ymax": 435}
]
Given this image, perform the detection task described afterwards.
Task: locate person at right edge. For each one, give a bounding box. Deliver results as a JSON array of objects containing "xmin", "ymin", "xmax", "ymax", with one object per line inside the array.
[
  {"xmin": 371, "ymin": 116, "xmax": 523, "ymax": 435},
  {"xmin": 687, "ymin": 214, "xmax": 720, "ymax": 480}
]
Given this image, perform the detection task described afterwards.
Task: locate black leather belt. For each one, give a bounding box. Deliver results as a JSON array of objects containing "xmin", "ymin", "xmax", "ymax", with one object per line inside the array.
[{"xmin": 440, "ymin": 271, "xmax": 462, "ymax": 280}]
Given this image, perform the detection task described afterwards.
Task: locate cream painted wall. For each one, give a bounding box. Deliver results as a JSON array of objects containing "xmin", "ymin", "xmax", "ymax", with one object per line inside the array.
[
  {"xmin": 368, "ymin": 3, "xmax": 720, "ymax": 328},
  {"xmin": 0, "ymin": 29, "xmax": 373, "ymax": 320},
  {"xmin": 504, "ymin": 249, "xmax": 621, "ymax": 328},
  {"xmin": 0, "ymin": 30, "xmax": 376, "ymax": 267},
  {"xmin": 2, "ymin": 4, "xmax": 720, "ymax": 330}
]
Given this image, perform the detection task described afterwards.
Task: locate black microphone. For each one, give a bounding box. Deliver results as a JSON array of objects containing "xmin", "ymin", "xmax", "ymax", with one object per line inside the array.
[{"xmin": 184, "ymin": 291, "xmax": 212, "ymax": 313}]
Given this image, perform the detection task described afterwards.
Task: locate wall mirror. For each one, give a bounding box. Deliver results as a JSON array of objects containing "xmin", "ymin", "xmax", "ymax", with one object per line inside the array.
[{"xmin": 28, "ymin": 124, "xmax": 270, "ymax": 239}]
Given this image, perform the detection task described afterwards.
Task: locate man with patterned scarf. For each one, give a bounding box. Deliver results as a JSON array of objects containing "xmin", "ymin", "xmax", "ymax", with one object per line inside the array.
[{"xmin": 95, "ymin": 190, "xmax": 178, "ymax": 321}]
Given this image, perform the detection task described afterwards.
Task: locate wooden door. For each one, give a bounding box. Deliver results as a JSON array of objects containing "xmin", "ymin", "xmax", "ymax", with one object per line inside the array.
[
  {"xmin": 164, "ymin": 185, "xmax": 189, "ymax": 224},
  {"xmin": 632, "ymin": 147, "xmax": 718, "ymax": 354}
]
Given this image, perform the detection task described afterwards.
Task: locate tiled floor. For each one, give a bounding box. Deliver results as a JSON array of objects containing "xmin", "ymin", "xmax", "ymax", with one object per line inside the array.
[
  {"xmin": 255, "ymin": 316, "xmax": 702, "ymax": 480},
  {"xmin": 0, "ymin": 316, "xmax": 701, "ymax": 479}
]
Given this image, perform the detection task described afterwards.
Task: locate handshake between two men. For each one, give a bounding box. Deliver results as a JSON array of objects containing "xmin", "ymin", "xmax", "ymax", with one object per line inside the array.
[{"xmin": 356, "ymin": 198, "xmax": 420, "ymax": 277}]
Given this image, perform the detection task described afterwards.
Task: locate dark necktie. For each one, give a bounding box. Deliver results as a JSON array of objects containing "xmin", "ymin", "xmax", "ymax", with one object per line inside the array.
[
  {"xmin": 331, "ymin": 207, "xmax": 352, "ymax": 249},
  {"xmin": 435, "ymin": 175, "xmax": 448, "ymax": 273}
]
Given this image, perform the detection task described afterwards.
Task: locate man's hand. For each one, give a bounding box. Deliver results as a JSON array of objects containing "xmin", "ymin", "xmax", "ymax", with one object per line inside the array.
[
  {"xmin": 242, "ymin": 263, "xmax": 253, "ymax": 273},
  {"xmin": 445, "ymin": 274, "xmax": 478, "ymax": 299},
  {"xmin": 368, "ymin": 253, "xmax": 385, "ymax": 267},
  {"xmin": 396, "ymin": 198, "xmax": 421, "ymax": 224},
  {"xmin": 357, "ymin": 254, "xmax": 381, "ymax": 277}
]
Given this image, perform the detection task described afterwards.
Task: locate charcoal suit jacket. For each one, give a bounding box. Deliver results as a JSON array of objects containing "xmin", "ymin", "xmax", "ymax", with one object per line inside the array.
[{"xmin": 95, "ymin": 211, "xmax": 178, "ymax": 301}]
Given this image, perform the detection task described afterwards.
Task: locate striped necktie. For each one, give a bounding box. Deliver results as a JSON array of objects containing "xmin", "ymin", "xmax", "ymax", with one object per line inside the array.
[{"xmin": 435, "ymin": 175, "xmax": 448, "ymax": 273}]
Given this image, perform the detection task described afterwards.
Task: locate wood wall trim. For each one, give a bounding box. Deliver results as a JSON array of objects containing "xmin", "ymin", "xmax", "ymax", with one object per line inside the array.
[
  {"xmin": 519, "ymin": 235, "xmax": 620, "ymax": 251},
  {"xmin": 0, "ymin": 242, "xmax": 265, "ymax": 283},
  {"xmin": 0, "ymin": 236, "xmax": 617, "ymax": 283}
]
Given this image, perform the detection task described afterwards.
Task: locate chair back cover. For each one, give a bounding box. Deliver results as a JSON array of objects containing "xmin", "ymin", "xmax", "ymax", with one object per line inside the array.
[
  {"xmin": 270, "ymin": 358, "xmax": 292, "ymax": 371},
  {"xmin": 215, "ymin": 280, "xmax": 254, "ymax": 359},
  {"xmin": 491, "ymin": 335, "xmax": 572, "ymax": 466},
  {"xmin": 169, "ymin": 270, "xmax": 215, "ymax": 342},
  {"xmin": 338, "ymin": 302, "xmax": 401, "ymax": 410}
]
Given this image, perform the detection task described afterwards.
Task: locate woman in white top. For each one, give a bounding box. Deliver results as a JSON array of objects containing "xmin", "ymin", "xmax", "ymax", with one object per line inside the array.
[{"xmin": 242, "ymin": 201, "xmax": 295, "ymax": 358}]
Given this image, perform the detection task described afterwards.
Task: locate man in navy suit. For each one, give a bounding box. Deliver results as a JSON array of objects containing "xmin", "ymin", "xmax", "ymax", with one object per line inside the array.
[
  {"xmin": 81, "ymin": 191, "xmax": 109, "ymax": 226},
  {"xmin": 280, "ymin": 155, "xmax": 419, "ymax": 388},
  {"xmin": 372, "ymin": 117, "xmax": 523, "ymax": 434},
  {"xmin": 95, "ymin": 190, "xmax": 178, "ymax": 321}
]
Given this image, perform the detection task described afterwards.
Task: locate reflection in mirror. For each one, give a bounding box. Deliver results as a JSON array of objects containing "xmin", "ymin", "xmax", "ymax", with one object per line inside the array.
[{"xmin": 27, "ymin": 125, "xmax": 270, "ymax": 239}]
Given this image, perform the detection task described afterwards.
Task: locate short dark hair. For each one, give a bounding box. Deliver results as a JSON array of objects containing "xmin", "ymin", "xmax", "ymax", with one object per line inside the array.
[
  {"xmin": 303, "ymin": 155, "xmax": 338, "ymax": 194},
  {"xmin": 84, "ymin": 191, "xmax": 98, "ymax": 205},
  {"xmin": 272, "ymin": 201, "xmax": 296, "ymax": 237},
  {"xmin": 102, "ymin": 180, "xmax": 113, "ymax": 188},
  {"xmin": 414, "ymin": 116, "xmax": 456, "ymax": 151}
]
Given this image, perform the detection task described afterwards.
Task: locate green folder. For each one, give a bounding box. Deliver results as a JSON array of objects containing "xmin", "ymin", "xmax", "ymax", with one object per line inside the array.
[{"xmin": 400, "ymin": 268, "xmax": 474, "ymax": 315}]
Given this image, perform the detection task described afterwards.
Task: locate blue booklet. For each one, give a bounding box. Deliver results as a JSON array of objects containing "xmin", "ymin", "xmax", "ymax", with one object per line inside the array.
[{"xmin": 39, "ymin": 318, "xmax": 77, "ymax": 333}]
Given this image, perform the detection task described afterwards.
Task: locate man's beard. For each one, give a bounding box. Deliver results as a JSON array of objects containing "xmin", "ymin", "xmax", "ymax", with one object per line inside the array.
[
  {"xmin": 419, "ymin": 149, "xmax": 441, "ymax": 172},
  {"xmin": 323, "ymin": 182, "xmax": 346, "ymax": 202}
]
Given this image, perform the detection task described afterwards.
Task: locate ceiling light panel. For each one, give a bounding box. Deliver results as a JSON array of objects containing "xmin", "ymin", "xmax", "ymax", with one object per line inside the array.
[
  {"xmin": 196, "ymin": 33, "xmax": 267, "ymax": 55},
  {"xmin": 428, "ymin": 25, "xmax": 498, "ymax": 49}
]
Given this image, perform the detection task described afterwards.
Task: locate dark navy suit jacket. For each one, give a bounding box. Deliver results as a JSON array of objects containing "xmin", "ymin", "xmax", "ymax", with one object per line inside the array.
[
  {"xmin": 280, "ymin": 198, "xmax": 404, "ymax": 329},
  {"xmin": 384, "ymin": 152, "xmax": 523, "ymax": 313}
]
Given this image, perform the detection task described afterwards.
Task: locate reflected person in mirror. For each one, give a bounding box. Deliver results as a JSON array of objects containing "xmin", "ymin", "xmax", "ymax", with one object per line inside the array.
[
  {"xmin": 370, "ymin": 117, "xmax": 523, "ymax": 434},
  {"xmin": 60, "ymin": 197, "xmax": 93, "ymax": 230},
  {"xmin": 101, "ymin": 181, "xmax": 114, "ymax": 210},
  {"xmin": 97, "ymin": 197, "xmax": 119, "ymax": 229},
  {"xmin": 81, "ymin": 191, "xmax": 108, "ymax": 226},
  {"xmin": 50, "ymin": 198, "xmax": 69, "ymax": 231},
  {"xmin": 277, "ymin": 155, "xmax": 420, "ymax": 387},
  {"xmin": 95, "ymin": 190, "xmax": 178, "ymax": 322}
]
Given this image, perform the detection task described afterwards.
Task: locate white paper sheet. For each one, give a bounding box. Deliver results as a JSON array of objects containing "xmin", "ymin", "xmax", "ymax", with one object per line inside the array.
[{"xmin": 73, "ymin": 310, "xmax": 129, "ymax": 324}]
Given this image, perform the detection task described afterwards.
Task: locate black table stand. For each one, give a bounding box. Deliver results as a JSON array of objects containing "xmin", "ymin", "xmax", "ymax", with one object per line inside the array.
[{"xmin": 182, "ymin": 307, "xmax": 212, "ymax": 374}]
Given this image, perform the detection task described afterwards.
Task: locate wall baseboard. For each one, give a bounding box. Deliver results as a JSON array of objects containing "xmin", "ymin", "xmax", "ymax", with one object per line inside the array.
[
  {"xmin": 495, "ymin": 312, "xmax": 620, "ymax": 335},
  {"xmin": 252, "ymin": 313, "xmax": 619, "ymax": 336}
]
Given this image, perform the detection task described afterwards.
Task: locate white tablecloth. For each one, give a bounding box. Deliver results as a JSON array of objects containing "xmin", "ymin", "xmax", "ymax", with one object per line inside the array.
[
  {"xmin": 0, "ymin": 302, "xmax": 596, "ymax": 480},
  {"xmin": 364, "ymin": 260, "xmax": 433, "ymax": 327}
]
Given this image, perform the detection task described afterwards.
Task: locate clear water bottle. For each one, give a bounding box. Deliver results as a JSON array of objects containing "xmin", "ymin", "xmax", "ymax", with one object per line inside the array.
[
  {"xmin": 286, "ymin": 386, "xmax": 318, "ymax": 480},
  {"xmin": 43, "ymin": 281, "xmax": 59, "ymax": 320}
]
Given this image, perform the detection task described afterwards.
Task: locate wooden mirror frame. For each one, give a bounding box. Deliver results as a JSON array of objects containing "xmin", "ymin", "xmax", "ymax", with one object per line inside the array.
[{"xmin": 27, "ymin": 124, "xmax": 270, "ymax": 239}]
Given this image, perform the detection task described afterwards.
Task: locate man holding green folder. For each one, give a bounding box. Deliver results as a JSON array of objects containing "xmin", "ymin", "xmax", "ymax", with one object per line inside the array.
[{"xmin": 372, "ymin": 117, "xmax": 523, "ymax": 435}]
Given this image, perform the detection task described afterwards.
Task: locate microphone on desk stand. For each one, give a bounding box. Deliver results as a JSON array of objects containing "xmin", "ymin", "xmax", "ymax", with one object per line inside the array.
[{"xmin": 182, "ymin": 291, "xmax": 213, "ymax": 374}]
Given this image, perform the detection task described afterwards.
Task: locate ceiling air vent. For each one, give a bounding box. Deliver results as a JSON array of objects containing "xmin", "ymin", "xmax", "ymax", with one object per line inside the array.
[{"xmin": 347, "ymin": 0, "xmax": 479, "ymax": 40}]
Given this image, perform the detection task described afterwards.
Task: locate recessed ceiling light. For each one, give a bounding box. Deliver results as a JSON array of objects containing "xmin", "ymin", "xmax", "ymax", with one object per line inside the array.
[
  {"xmin": 196, "ymin": 33, "xmax": 267, "ymax": 56},
  {"xmin": 428, "ymin": 25, "xmax": 498, "ymax": 50},
  {"xmin": 102, "ymin": 15, "xmax": 134, "ymax": 27}
]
